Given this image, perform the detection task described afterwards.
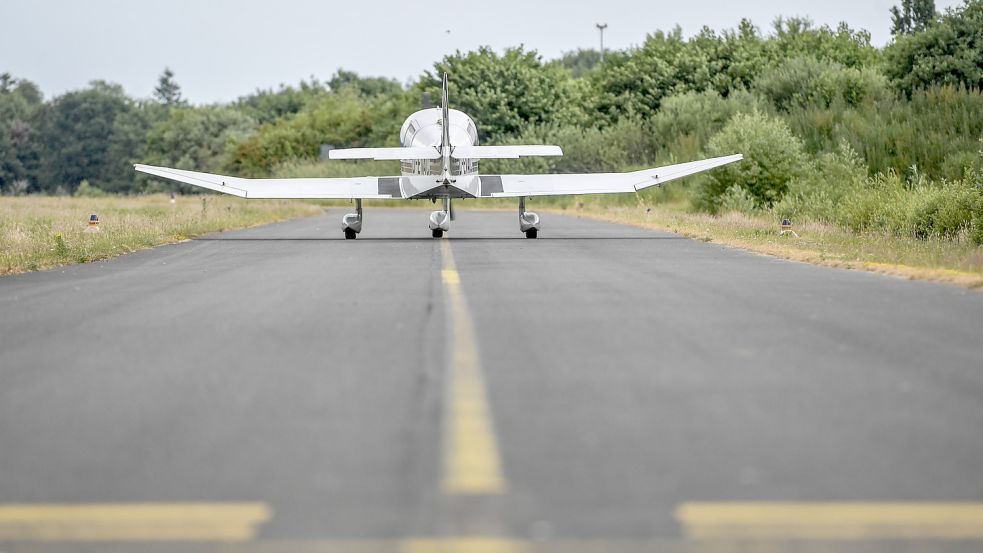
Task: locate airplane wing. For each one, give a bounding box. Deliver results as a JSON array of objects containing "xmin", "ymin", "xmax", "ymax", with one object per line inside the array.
[
  {"xmin": 476, "ymin": 154, "xmax": 743, "ymax": 197},
  {"xmin": 136, "ymin": 154, "xmax": 741, "ymax": 200},
  {"xmin": 134, "ymin": 164, "xmax": 407, "ymax": 199}
]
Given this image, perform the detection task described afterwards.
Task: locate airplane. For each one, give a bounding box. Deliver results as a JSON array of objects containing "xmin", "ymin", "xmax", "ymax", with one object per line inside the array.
[{"xmin": 135, "ymin": 73, "xmax": 742, "ymax": 239}]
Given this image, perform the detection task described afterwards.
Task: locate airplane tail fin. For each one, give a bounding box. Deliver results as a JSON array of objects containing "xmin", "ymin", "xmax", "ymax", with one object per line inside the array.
[{"xmin": 440, "ymin": 73, "xmax": 450, "ymax": 153}]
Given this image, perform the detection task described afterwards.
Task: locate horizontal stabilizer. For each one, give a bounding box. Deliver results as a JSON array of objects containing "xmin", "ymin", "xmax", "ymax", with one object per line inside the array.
[
  {"xmin": 328, "ymin": 147, "xmax": 440, "ymax": 161},
  {"xmin": 451, "ymin": 145, "xmax": 563, "ymax": 159}
]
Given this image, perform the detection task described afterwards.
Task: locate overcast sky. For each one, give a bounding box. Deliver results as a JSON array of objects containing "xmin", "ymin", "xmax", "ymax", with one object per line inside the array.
[{"xmin": 0, "ymin": 0, "xmax": 966, "ymax": 104}]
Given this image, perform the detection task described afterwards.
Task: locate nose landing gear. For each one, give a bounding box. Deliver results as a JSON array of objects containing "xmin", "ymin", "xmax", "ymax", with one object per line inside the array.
[{"xmin": 429, "ymin": 197, "xmax": 451, "ymax": 238}]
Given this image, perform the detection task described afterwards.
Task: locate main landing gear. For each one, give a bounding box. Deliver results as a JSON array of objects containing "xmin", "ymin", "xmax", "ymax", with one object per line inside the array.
[
  {"xmin": 519, "ymin": 197, "xmax": 540, "ymax": 239},
  {"xmin": 342, "ymin": 199, "xmax": 362, "ymax": 239}
]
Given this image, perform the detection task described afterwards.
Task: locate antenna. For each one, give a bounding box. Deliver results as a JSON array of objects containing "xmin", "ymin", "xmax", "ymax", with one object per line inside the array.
[{"xmin": 596, "ymin": 23, "xmax": 608, "ymax": 63}]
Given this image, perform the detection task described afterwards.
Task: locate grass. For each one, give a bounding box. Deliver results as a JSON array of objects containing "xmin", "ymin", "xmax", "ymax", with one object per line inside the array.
[
  {"xmin": 0, "ymin": 195, "xmax": 322, "ymax": 275},
  {"xmin": 561, "ymin": 200, "xmax": 983, "ymax": 289},
  {"xmin": 5, "ymin": 193, "xmax": 981, "ymax": 289}
]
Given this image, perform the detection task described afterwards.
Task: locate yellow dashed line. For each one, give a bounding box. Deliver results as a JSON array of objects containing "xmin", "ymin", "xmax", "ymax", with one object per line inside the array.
[
  {"xmin": 441, "ymin": 269, "xmax": 460, "ymax": 284},
  {"xmin": 676, "ymin": 502, "xmax": 983, "ymax": 540},
  {"xmin": 403, "ymin": 537, "xmax": 527, "ymax": 553},
  {"xmin": 0, "ymin": 503, "xmax": 271, "ymax": 541},
  {"xmin": 440, "ymin": 240, "xmax": 506, "ymax": 495}
]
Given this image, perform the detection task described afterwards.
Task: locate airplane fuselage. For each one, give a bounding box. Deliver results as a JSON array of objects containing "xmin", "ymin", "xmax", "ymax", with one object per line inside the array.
[{"xmin": 398, "ymin": 108, "xmax": 479, "ymax": 198}]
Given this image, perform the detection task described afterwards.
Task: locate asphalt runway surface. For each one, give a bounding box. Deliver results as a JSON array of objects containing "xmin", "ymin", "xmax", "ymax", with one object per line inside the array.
[{"xmin": 1, "ymin": 207, "xmax": 982, "ymax": 552}]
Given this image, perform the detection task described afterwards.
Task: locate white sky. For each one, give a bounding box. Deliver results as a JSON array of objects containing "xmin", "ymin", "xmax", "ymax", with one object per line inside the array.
[{"xmin": 0, "ymin": 0, "xmax": 966, "ymax": 104}]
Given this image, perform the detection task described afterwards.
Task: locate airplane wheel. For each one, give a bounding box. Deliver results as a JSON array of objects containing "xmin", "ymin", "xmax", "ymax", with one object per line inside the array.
[
  {"xmin": 344, "ymin": 228, "xmax": 357, "ymax": 239},
  {"xmin": 432, "ymin": 229, "xmax": 444, "ymax": 238},
  {"xmin": 525, "ymin": 228, "xmax": 538, "ymax": 239}
]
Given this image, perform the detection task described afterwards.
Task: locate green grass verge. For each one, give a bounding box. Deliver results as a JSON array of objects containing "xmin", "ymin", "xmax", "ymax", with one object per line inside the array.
[
  {"xmin": 561, "ymin": 201, "xmax": 983, "ymax": 289},
  {"xmin": 0, "ymin": 195, "xmax": 323, "ymax": 275}
]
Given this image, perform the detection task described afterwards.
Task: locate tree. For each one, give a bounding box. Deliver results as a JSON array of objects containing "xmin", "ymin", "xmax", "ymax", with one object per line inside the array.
[
  {"xmin": 236, "ymin": 80, "xmax": 329, "ymax": 125},
  {"xmin": 420, "ymin": 46, "xmax": 581, "ymax": 142},
  {"xmin": 587, "ymin": 27, "xmax": 713, "ymax": 123},
  {"xmin": 556, "ymin": 49, "xmax": 602, "ymax": 78},
  {"xmin": 227, "ymin": 88, "xmax": 406, "ymax": 176},
  {"xmin": 702, "ymin": 112, "xmax": 808, "ymax": 210},
  {"xmin": 891, "ymin": 0, "xmax": 937, "ymax": 35},
  {"xmin": 885, "ymin": 0, "xmax": 983, "ymax": 95},
  {"xmin": 0, "ymin": 73, "xmax": 16, "ymax": 93},
  {"xmin": 0, "ymin": 75, "xmax": 43, "ymax": 193},
  {"xmin": 144, "ymin": 105, "xmax": 255, "ymax": 181},
  {"xmin": 154, "ymin": 67, "xmax": 185, "ymax": 107},
  {"xmin": 35, "ymin": 81, "xmax": 133, "ymax": 192},
  {"xmin": 328, "ymin": 70, "xmax": 402, "ymax": 97}
]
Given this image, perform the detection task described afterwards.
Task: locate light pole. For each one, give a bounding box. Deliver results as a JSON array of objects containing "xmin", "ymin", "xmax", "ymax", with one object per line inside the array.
[{"xmin": 596, "ymin": 23, "xmax": 608, "ymax": 63}]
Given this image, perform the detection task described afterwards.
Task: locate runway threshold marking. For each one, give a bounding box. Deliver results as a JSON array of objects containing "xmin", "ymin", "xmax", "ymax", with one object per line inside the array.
[
  {"xmin": 676, "ymin": 502, "xmax": 983, "ymax": 540},
  {"xmin": 439, "ymin": 239, "xmax": 507, "ymax": 495},
  {"xmin": 0, "ymin": 503, "xmax": 271, "ymax": 541}
]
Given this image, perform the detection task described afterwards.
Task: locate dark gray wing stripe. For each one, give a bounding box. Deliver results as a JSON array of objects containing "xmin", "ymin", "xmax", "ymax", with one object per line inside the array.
[
  {"xmin": 377, "ymin": 177, "xmax": 402, "ymax": 198},
  {"xmin": 479, "ymin": 175, "xmax": 503, "ymax": 197}
]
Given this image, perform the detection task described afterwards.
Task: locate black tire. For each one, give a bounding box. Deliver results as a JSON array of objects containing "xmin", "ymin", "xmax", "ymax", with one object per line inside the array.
[
  {"xmin": 525, "ymin": 228, "xmax": 538, "ymax": 239},
  {"xmin": 432, "ymin": 229, "xmax": 444, "ymax": 238},
  {"xmin": 344, "ymin": 228, "xmax": 357, "ymax": 239}
]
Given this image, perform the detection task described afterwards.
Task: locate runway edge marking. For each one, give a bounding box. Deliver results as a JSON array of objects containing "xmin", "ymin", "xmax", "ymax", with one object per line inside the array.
[
  {"xmin": 0, "ymin": 503, "xmax": 271, "ymax": 541},
  {"xmin": 676, "ymin": 502, "xmax": 983, "ymax": 540},
  {"xmin": 439, "ymin": 239, "xmax": 507, "ymax": 495}
]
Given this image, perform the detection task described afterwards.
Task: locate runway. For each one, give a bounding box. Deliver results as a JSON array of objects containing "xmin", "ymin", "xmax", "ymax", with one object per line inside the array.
[{"xmin": 1, "ymin": 207, "xmax": 982, "ymax": 551}]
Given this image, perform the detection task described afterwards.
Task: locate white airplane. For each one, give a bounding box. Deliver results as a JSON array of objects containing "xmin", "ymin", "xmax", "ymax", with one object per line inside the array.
[{"xmin": 135, "ymin": 74, "xmax": 742, "ymax": 239}]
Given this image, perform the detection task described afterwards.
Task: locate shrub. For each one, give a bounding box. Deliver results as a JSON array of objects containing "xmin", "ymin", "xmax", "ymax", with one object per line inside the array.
[
  {"xmin": 884, "ymin": 0, "xmax": 983, "ymax": 96},
  {"xmin": 838, "ymin": 173, "xmax": 982, "ymax": 240},
  {"xmin": 74, "ymin": 180, "xmax": 109, "ymax": 197},
  {"xmin": 772, "ymin": 140, "xmax": 868, "ymax": 222},
  {"xmin": 702, "ymin": 112, "xmax": 808, "ymax": 211},
  {"xmin": 651, "ymin": 89, "xmax": 767, "ymax": 152},
  {"xmin": 718, "ymin": 185, "xmax": 758, "ymax": 213},
  {"xmin": 755, "ymin": 56, "xmax": 889, "ymax": 112},
  {"xmin": 488, "ymin": 118, "xmax": 658, "ymax": 176}
]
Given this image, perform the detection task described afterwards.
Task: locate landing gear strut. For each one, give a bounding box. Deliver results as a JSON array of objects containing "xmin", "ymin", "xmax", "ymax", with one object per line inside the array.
[
  {"xmin": 342, "ymin": 199, "xmax": 362, "ymax": 239},
  {"xmin": 429, "ymin": 197, "xmax": 451, "ymax": 238},
  {"xmin": 519, "ymin": 197, "xmax": 540, "ymax": 239}
]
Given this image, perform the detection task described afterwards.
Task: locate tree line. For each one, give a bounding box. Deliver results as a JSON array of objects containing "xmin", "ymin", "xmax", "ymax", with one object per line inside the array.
[{"xmin": 1, "ymin": 0, "xmax": 982, "ymax": 241}]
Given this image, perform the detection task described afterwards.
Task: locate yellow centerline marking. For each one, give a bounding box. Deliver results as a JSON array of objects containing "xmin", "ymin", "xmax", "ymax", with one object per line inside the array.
[
  {"xmin": 0, "ymin": 502, "xmax": 271, "ymax": 541},
  {"xmin": 440, "ymin": 239, "xmax": 507, "ymax": 495},
  {"xmin": 676, "ymin": 502, "xmax": 983, "ymax": 540},
  {"xmin": 403, "ymin": 537, "xmax": 527, "ymax": 553}
]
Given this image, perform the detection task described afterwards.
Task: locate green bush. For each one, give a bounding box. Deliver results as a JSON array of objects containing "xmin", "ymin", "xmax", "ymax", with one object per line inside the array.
[
  {"xmin": 227, "ymin": 88, "xmax": 412, "ymax": 176},
  {"xmin": 772, "ymin": 140, "xmax": 868, "ymax": 222},
  {"xmin": 884, "ymin": 0, "xmax": 983, "ymax": 96},
  {"xmin": 702, "ymin": 112, "xmax": 808, "ymax": 211},
  {"xmin": 651, "ymin": 89, "xmax": 767, "ymax": 153},
  {"xmin": 838, "ymin": 172, "xmax": 982, "ymax": 240},
  {"xmin": 487, "ymin": 118, "xmax": 659, "ymax": 176},
  {"xmin": 972, "ymin": 211, "xmax": 983, "ymax": 245},
  {"xmin": 781, "ymin": 85, "xmax": 983, "ymax": 180},
  {"xmin": 718, "ymin": 185, "xmax": 758, "ymax": 213},
  {"xmin": 755, "ymin": 56, "xmax": 889, "ymax": 112},
  {"xmin": 74, "ymin": 180, "xmax": 108, "ymax": 197}
]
